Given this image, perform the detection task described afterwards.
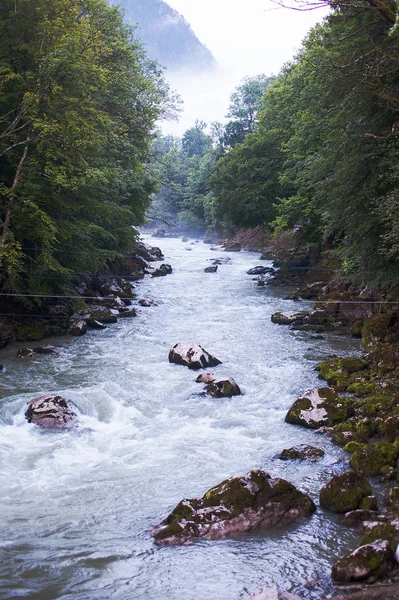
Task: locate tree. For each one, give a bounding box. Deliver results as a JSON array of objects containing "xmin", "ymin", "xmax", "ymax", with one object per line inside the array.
[{"xmin": 0, "ymin": 0, "xmax": 174, "ymax": 292}]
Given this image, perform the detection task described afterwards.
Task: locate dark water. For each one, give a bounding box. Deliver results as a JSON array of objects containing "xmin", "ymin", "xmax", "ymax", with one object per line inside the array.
[{"xmin": 0, "ymin": 237, "xmax": 362, "ymax": 600}]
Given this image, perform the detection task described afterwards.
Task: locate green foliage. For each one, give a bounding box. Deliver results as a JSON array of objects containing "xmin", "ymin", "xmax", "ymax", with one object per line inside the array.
[{"xmin": 0, "ymin": 0, "xmax": 174, "ymax": 293}]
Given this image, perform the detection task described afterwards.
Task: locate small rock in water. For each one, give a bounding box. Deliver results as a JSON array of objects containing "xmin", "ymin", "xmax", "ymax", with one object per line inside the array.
[
  {"xmin": 34, "ymin": 346, "xmax": 60, "ymax": 355},
  {"xmin": 195, "ymin": 373, "xmax": 215, "ymax": 383},
  {"xmin": 205, "ymin": 377, "xmax": 241, "ymax": 398},
  {"xmin": 25, "ymin": 394, "xmax": 78, "ymax": 429},
  {"xmin": 169, "ymin": 343, "xmax": 222, "ymax": 370},
  {"xmin": 69, "ymin": 320, "xmax": 88, "ymax": 336},
  {"xmin": 244, "ymin": 583, "xmax": 302, "ymax": 600},
  {"xmin": 117, "ymin": 308, "xmax": 137, "ymax": 318},
  {"xmin": 204, "ymin": 265, "xmax": 218, "ymax": 273},
  {"xmin": 247, "ymin": 266, "xmax": 274, "ymax": 275},
  {"xmin": 278, "ymin": 445, "xmax": 325, "ymax": 461},
  {"xmin": 152, "ymin": 264, "xmax": 172, "ymax": 277},
  {"xmin": 211, "ymin": 257, "xmax": 231, "ymax": 265},
  {"xmin": 151, "ymin": 469, "xmax": 315, "ymax": 545},
  {"xmin": 138, "ymin": 298, "xmax": 157, "ymax": 307},
  {"xmin": 17, "ymin": 347, "xmax": 35, "ymax": 358},
  {"xmin": 86, "ymin": 319, "xmax": 107, "ymax": 329}
]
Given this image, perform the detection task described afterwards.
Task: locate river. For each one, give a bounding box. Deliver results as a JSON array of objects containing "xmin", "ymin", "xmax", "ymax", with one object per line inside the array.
[{"xmin": 0, "ymin": 237, "xmax": 363, "ymax": 600}]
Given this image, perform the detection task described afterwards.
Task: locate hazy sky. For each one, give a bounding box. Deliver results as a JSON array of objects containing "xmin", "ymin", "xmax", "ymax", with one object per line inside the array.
[{"xmin": 162, "ymin": 0, "xmax": 329, "ymax": 134}]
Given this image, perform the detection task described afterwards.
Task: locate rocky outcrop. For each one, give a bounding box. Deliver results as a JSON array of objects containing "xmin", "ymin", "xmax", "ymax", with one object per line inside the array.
[
  {"xmin": 285, "ymin": 387, "xmax": 352, "ymax": 429},
  {"xmin": 244, "ymin": 584, "xmax": 301, "ymax": 600},
  {"xmin": 331, "ymin": 539, "xmax": 395, "ymax": 582},
  {"xmin": 25, "ymin": 394, "xmax": 77, "ymax": 429},
  {"xmin": 278, "ymin": 445, "xmax": 325, "ymax": 461},
  {"xmin": 205, "ymin": 377, "xmax": 241, "ymax": 398},
  {"xmin": 169, "ymin": 343, "xmax": 222, "ymax": 370},
  {"xmin": 151, "ymin": 469, "xmax": 316, "ymax": 545},
  {"xmin": 319, "ymin": 470, "xmax": 372, "ymax": 513}
]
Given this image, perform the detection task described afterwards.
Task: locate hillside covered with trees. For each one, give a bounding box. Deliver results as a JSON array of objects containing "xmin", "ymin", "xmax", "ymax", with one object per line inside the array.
[{"xmin": 152, "ymin": 0, "xmax": 399, "ymax": 293}]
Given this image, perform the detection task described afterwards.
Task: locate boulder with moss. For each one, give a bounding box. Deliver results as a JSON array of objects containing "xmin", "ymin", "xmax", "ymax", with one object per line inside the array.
[
  {"xmin": 169, "ymin": 343, "xmax": 222, "ymax": 370},
  {"xmin": 348, "ymin": 442, "xmax": 399, "ymax": 477},
  {"xmin": 331, "ymin": 539, "xmax": 395, "ymax": 582},
  {"xmin": 205, "ymin": 377, "xmax": 241, "ymax": 398},
  {"xmin": 151, "ymin": 469, "xmax": 316, "ymax": 545},
  {"xmin": 316, "ymin": 357, "xmax": 369, "ymax": 392},
  {"xmin": 285, "ymin": 387, "xmax": 352, "ymax": 429},
  {"xmin": 361, "ymin": 519, "xmax": 399, "ymax": 548},
  {"xmin": 319, "ymin": 470, "xmax": 372, "ymax": 513}
]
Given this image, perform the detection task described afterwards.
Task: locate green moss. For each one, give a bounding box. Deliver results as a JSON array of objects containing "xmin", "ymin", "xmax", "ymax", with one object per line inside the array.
[
  {"xmin": 361, "ymin": 521, "xmax": 399, "ymax": 547},
  {"xmin": 362, "ymin": 316, "xmax": 390, "ymax": 347},
  {"xmin": 344, "ymin": 441, "xmax": 366, "ymax": 454},
  {"xmin": 16, "ymin": 324, "xmax": 63, "ymax": 341},
  {"xmin": 349, "ymin": 441, "xmax": 399, "ymax": 476},
  {"xmin": 350, "ymin": 320, "xmax": 364, "ymax": 338},
  {"xmin": 320, "ymin": 470, "xmax": 372, "ymax": 513}
]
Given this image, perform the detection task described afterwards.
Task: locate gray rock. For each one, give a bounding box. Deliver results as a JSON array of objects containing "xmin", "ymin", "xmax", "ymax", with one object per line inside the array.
[
  {"xmin": 169, "ymin": 343, "xmax": 222, "ymax": 370},
  {"xmin": 332, "ymin": 539, "xmax": 395, "ymax": 582},
  {"xmin": 247, "ymin": 266, "xmax": 274, "ymax": 275},
  {"xmin": 138, "ymin": 298, "xmax": 157, "ymax": 307},
  {"xmin": 152, "ymin": 264, "xmax": 172, "ymax": 277},
  {"xmin": 271, "ymin": 311, "xmax": 310, "ymax": 325},
  {"xmin": 25, "ymin": 394, "xmax": 77, "ymax": 429},
  {"xmin": 69, "ymin": 320, "xmax": 88, "ymax": 336},
  {"xmin": 86, "ymin": 319, "xmax": 107, "ymax": 330},
  {"xmin": 204, "ymin": 265, "xmax": 218, "ymax": 273},
  {"xmin": 278, "ymin": 445, "xmax": 325, "ymax": 461},
  {"xmin": 151, "ymin": 469, "xmax": 316, "ymax": 545},
  {"xmin": 17, "ymin": 347, "xmax": 35, "ymax": 358}
]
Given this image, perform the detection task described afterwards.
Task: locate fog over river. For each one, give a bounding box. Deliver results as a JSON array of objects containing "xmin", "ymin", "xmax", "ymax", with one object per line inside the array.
[{"xmin": 0, "ymin": 237, "xmax": 363, "ymax": 600}]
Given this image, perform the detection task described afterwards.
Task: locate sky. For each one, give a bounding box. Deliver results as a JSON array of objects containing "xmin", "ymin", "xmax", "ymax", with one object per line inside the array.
[{"xmin": 162, "ymin": 0, "xmax": 329, "ymax": 135}]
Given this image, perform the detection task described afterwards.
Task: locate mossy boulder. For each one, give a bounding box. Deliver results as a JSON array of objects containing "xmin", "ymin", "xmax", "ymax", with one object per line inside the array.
[
  {"xmin": 319, "ymin": 470, "xmax": 372, "ymax": 513},
  {"xmin": 351, "ymin": 320, "xmax": 365, "ymax": 338},
  {"xmin": 271, "ymin": 311, "xmax": 309, "ymax": 326},
  {"xmin": 317, "ymin": 357, "xmax": 369, "ymax": 392},
  {"xmin": 349, "ymin": 442, "xmax": 399, "ymax": 477},
  {"xmin": 205, "ymin": 377, "xmax": 241, "ymax": 398},
  {"xmin": 278, "ymin": 445, "xmax": 325, "ymax": 461},
  {"xmin": 381, "ymin": 414, "xmax": 399, "ymax": 443},
  {"xmin": 15, "ymin": 323, "xmax": 64, "ymax": 342},
  {"xmin": 285, "ymin": 387, "xmax": 352, "ymax": 429},
  {"xmin": 151, "ymin": 469, "xmax": 316, "ymax": 545},
  {"xmin": 331, "ymin": 539, "xmax": 395, "ymax": 582},
  {"xmin": 361, "ymin": 519, "xmax": 399, "ymax": 548}
]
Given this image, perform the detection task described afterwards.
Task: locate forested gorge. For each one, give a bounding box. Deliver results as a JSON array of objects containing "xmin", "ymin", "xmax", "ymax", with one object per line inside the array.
[{"xmin": 154, "ymin": 0, "xmax": 399, "ymax": 292}]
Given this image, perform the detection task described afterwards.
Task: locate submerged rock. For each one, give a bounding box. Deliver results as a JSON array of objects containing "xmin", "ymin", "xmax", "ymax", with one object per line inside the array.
[
  {"xmin": 138, "ymin": 298, "xmax": 157, "ymax": 307},
  {"xmin": 151, "ymin": 469, "xmax": 316, "ymax": 545},
  {"xmin": 285, "ymin": 387, "xmax": 352, "ymax": 429},
  {"xmin": 244, "ymin": 584, "xmax": 301, "ymax": 600},
  {"xmin": 34, "ymin": 345, "xmax": 60, "ymax": 355},
  {"xmin": 169, "ymin": 343, "xmax": 222, "ymax": 370},
  {"xmin": 25, "ymin": 394, "xmax": 77, "ymax": 429},
  {"xmin": 319, "ymin": 470, "xmax": 372, "ymax": 513},
  {"xmin": 17, "ymin": 347, "xmax": 35, "ymax": 358},
  {"xmin": 331, "ymin": 539, "xmax": 395, "ymax": 582},
  {"xmin": 278, "ymin": 445, "xmax": 325, "ymax": 461},
  {"xmin": 205, "ymin": 377, "xmax": 241, "ymax": 398},
  {"xmin": 86, "ymin": 319, "xmax": 107, "ymax": 330}
]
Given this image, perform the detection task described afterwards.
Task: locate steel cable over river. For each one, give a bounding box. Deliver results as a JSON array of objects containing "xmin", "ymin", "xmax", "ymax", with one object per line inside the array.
[{"xmin": 0, "ymin": 236, "xmax": 363, "ymax": 600}]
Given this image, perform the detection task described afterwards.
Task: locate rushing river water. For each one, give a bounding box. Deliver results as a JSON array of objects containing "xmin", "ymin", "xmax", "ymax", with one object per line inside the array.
[{"xmin": 0, "ymin": 237, "xmax": 364, "ymax": 600}]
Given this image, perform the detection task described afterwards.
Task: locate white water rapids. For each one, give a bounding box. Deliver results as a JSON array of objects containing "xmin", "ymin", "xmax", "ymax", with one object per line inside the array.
[{"xmin": 0, "ymin": 237, "xmax": 363, "ymax": 600}]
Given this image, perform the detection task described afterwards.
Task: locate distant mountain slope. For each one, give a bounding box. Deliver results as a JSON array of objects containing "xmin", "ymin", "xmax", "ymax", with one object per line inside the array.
[{"xmin": 111, "ymin": 0, "xmax": 216, "ymax": 71}]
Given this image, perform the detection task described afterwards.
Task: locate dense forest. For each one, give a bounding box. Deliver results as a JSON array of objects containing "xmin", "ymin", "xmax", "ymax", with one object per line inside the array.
[
  {"xmin": 0, "ymin": 0, "xmax": 177, "ymax": 296},
  {"xmin": 153, "ymin": 0, "xmax": 399, "ymax": 293}
]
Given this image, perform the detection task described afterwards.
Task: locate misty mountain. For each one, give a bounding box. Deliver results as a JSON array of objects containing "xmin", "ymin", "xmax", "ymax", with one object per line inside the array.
[{"xmin": 111, "ymin": 0, "xmax": 216, "ymax": 71}]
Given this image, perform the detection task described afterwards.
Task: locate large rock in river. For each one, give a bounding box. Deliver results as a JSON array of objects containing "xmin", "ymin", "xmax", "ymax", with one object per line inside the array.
[
  {"xmin": 25, "ymin": 394, "xmax": 77, "ymax": 429},
  {"xmin": 205, "ymin": 377, "xmax": 241, "ymax": 398},
  {"xmin": 331, "ymin": 539, "xmax": 395, "ymax": 582},
  {"xmin": 169, "ymin": 343, "xmax": 222, "ymax": 370},
  {"xmin": 151, "ymin": 469, "xmax": 316, "ymax": 545},
  {"xmin": 285, "ymin": 387, "xmax": 352, "ymax": 429},
  {"xmin": 319, "ymin": 470, "xmax": 372, "ymax": 513}
]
